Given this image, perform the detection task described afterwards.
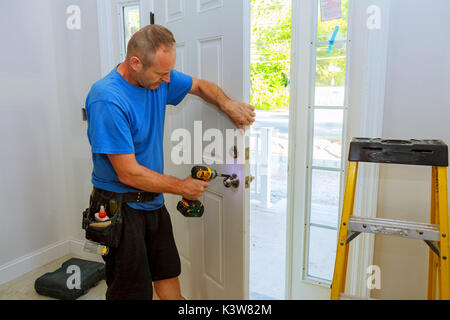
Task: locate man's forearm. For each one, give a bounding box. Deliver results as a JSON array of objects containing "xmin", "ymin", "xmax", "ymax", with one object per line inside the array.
[
  {"xmin": 191, "ymin": 78, "xmax": 256, "ymax": 131},
  {"xmin": 119, "ymin": 164, "xmax": 183, "ymax": 195},
  {"xmin": 196, "ymin": 79, "xmax": 232, "ymax": 112}
]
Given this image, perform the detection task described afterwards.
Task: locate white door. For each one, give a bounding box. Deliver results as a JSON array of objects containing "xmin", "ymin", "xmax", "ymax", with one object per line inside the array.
[{"xmin": 155, "ymin": 0, "xmax": 251, "ymax": 299}]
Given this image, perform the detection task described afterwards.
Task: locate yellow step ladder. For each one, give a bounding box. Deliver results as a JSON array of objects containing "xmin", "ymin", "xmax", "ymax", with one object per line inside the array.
[{"xmin": 330, "ymin": 138, "xmax": 449, "ymax": 300}]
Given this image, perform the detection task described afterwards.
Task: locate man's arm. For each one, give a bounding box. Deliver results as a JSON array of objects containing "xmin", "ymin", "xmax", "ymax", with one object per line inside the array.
[
  {"xmin": 189, "ymin": 78, "xmax": 256, "ymax": 131},
  {"xmin": 107, "ymin": 154, "xmax": 209, "ymax": 200}
]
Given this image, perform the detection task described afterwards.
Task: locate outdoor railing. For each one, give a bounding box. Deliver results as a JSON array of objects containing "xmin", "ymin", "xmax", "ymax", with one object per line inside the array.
[{"xmin": 250, "ymin": 127, "xmax": 273, "ymax": 208}]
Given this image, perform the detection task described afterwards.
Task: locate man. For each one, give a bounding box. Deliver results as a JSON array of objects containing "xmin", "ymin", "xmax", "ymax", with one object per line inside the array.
[{"xmin": 85, "ymin": 24, "xmax": 255, "ymax": 300}]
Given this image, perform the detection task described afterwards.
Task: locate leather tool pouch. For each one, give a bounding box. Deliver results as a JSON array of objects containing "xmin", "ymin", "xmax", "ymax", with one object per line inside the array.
[{"xmin": 82, "ymin": 190, "xmax": 123, "ymax": 248}]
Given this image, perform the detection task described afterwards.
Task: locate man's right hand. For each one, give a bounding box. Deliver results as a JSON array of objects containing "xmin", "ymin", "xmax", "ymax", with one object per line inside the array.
[{"xmin": 180, "ymin": 176, "xmax": 209, "ymax": 200}]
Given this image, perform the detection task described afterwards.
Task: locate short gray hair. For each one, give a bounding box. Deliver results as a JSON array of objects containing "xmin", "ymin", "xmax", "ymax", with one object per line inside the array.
[{"xmin": 126, "ymin": 24, "xmax": 176, "ymax": 67}]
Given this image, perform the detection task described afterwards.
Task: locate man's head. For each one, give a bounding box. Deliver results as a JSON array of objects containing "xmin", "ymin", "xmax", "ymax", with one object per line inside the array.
[{"xmin": 125, "ymin": 25, "xmax": 176, "ymax": 90}]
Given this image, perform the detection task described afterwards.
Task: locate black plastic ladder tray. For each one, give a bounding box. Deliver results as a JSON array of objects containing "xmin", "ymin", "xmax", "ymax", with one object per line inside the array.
[{"xmin": 348, "ymin": 138, "xmax": 448, "ymax": 167}]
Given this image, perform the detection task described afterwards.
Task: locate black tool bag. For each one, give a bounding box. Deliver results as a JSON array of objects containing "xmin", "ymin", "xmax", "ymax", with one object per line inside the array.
[
  {"xmin": 34, "ymin": 258, "xmax": 105, "ymax": 300},
  {"xmin": 82, "ymin": 188, "xmax": 158, "ymax": 248},
  {"xmin": 82, "ymin": 189, "xmax": 124, "ymax": 248}
]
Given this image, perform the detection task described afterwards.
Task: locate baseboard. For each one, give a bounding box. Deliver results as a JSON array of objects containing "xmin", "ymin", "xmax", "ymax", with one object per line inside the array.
[
  {"xmin": 0, "ymin": 240, "xmax": 71, "ymax": 285},
  {"xmin": 0, "ymin": 238, "xmax": 103, "ymax": 285}
]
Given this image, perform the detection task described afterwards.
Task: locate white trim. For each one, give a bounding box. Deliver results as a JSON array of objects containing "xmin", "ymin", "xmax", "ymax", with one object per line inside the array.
[
  {"xmin": 0, "ymin": 240, "xmax": 70, "ymax": 285},
  {"xmin": 97, "ymin": 0, "xmax": 152, "ymax": 77},
  {"xmin": 0, "ymin": 239, "xmax": 104, "ymax": 286},
  {"xmin": 287, "ymin": 0, "xmax": 324, "ymax": 299},
  {"xmin": 345, "ymin": 0, "xmax": 390, "ymax": 298},
  {"xmin": 97, "ymin": 0, "xmax": 115, "ymax": 77},
  {"xmin": 140, "ymin": 0, "xmax": 154, "ymax": 26},
  {"xmin": 243, "ymin": 0, "xmax": 252, "ymax": 301},
  {"xmin": 116, "ymin": 0, "xmax": 141, "ymax": 61},
  {"xmin": 303, "ymin": 0, "xmax": 352, "ymax": 286}
]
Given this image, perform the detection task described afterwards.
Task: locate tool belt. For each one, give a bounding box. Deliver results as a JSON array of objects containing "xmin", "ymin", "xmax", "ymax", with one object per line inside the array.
[{"xmin": 82, "ymin": 187, "xmax": 159, "ymax": 248}]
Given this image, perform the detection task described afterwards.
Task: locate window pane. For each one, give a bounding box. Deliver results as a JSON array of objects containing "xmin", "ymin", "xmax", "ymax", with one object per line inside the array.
[
  {"xmin": 317, "ymin": 0, "xmax": 349, "ymax": 42},
  {"xmin": 310, "ymin": 169, "xmax": 341, "ymax": 228},
  {"xmin": 312, "ymin": 109, "xmax": 343, "ymax": 168},
  {"xmin": 123, "ymin": 5, "xmax": 140, "ymax": 54},
  {"xmin": 308, "ymin": 225, "xmax": 337, "ymax": 281},
  {"xmin": 315, "ymin": 45, "xmax": 346, "ymax": 106}
]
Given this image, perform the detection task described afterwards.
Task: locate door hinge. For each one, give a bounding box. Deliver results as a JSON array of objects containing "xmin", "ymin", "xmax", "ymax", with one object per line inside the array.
[
  {"xmin": 245, "ymin": 147, "xmax": 250, "ymax": 161},
  {"xmin": 245, "ymin": 175, "xmax": 255, "ymax": 189},
  {"xmin": 82, "ymin": 107, "xmax": 87, "ymax": 121},
  {"xmin": 150, "ymin": 12, "xmax": 155, "ymax": 25}
]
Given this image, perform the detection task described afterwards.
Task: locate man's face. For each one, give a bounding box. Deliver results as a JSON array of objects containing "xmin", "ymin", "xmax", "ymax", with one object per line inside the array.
[{"xmin": 135, "ymin": 46, "xmax": 176, "ymax": 90}]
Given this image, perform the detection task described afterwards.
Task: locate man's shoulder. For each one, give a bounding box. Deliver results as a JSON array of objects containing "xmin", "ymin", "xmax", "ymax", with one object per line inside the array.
[
  {"xmin": 88, "ymin": 81, "xmax": 120, "ymax": 101},
  {"xmin": 87, "ymin": 73, "xmax": 124, "ymax": 105}
]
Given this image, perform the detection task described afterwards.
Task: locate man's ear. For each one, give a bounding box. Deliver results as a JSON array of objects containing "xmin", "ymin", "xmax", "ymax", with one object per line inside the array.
[{"xmin": 129, "ymin": 56, "xmax": 144, "ymax": 72}]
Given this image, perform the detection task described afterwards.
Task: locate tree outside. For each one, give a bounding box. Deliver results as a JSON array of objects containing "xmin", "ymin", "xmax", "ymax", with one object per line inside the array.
[
  {"xmin": 251, "ymin": 0, "xmax": 291, "ymax": 111},
  {"xmin": 251, "ymin": 0, "xmax": 348, "ymax": 111}
]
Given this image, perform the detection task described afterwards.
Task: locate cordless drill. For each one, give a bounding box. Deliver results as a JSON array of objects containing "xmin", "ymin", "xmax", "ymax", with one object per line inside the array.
[{"xmin": 177, "ymin": 166, "xmax": 218, "ymax": 218}]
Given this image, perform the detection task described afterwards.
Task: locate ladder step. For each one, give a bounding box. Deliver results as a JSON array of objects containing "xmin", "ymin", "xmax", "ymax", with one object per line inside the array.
[
  {"xmin": 348, "ymin": 216, "xmax": 440, "ymax": 241},
  {"xmin": 348, "ymin": 138, "xmax": 448, "ymax": 166}
]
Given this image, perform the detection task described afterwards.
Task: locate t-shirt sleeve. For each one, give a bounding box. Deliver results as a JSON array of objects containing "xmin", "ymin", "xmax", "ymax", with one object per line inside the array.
[
  {"xmin": 166, "ymin": 69, "xmax": 193, "ymax": 106},
  {"xmin": 87, "ymin": 101, "xmax": 135, "ymax": 155}
]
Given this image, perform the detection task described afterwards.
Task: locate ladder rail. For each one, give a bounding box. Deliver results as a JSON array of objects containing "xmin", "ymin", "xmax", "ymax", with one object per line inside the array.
[{"xmin": 330, "ymin": 139, "xmax": 449, "ymax": 300}]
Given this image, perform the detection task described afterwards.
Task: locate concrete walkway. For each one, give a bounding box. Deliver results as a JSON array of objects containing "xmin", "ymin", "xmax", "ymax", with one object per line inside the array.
[
  {"xmin": 250, "ymin": 198, "xmax": 287, "ymax": 300},
  {"xmin": 249, "ymin": 110, "xmax": 339, "ymax": 299},
  {"xmin": 250, "ymin": 112, "xmax": 289, "ymax": 299}
]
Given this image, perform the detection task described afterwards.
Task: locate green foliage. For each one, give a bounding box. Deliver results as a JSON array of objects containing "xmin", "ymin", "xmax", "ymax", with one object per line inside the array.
[
  {"xmin": 251, "ymin": 0, "xmax": 348, "ymax": 111},
  {"xmin": 251, "ymin": 0, "xmax": 291, "ymax": 111},
  {"xmin": 315, "ymin": 45, "xmax": 347, "ymax": 87}
]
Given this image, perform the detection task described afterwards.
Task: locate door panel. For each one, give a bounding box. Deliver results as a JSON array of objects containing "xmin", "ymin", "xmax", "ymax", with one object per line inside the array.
[{"xmin": 156, "ymin": 0, "xmax": 251, "ymax": 299}]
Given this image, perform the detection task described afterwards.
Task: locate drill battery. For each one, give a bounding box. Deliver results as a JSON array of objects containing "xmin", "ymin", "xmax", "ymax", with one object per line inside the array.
[
  {"xmin": 176, "ymin": 166, "xmax": 219, "ymax": 218},
  {"xmin": 177, "ymin": 199, "xmax": 204, "ymax": 217}
]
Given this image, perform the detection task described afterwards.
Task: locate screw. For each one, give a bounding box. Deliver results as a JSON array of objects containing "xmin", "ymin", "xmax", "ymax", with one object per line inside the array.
[
  {"xmin": 340, "ymin": 242, "xmax": 344, "ymax": 246},
  {"xmin": 443, "ymin": 234, "xmax": 447, "ymax": 238},
  {"xmin": 343, "ymin": 222, "xmax": 347, "ymax": 226},
  {"xmin": 444, "ymin": 256, "xmax": 447, "ymax": 260}
]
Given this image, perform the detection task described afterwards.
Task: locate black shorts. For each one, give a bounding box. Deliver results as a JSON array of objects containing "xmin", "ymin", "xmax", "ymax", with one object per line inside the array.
[{"xmin": 102, "ymin": 203, "xmax": 181, "ymax": 300}]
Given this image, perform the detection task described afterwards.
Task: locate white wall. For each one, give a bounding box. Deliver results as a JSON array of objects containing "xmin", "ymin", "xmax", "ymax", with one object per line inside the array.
[
  {"xmin": 0, "ymin": 0, "xmax": 101, "ymax": 281},
  {"xmin": 49, "ymin": 0, "xmax": 102, "ymax": 242},
  {"xmin": 372, "ymin": 0, "xmax": 450, "ymax": 299}
]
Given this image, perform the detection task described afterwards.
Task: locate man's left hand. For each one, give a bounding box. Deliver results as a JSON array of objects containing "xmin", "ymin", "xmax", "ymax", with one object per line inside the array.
[{"xmin": 223, "ymin": 100, "xmax": 256, "ymax": 132}]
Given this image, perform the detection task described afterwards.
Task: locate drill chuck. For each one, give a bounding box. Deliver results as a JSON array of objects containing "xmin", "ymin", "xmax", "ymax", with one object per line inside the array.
[{"xmin": 191, "ymin": 166, "xmax": 218, "ymax": 181}]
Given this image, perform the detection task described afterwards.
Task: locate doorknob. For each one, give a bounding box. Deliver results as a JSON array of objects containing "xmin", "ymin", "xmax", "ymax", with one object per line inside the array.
[{"xmin": 223, "ymin": 174, "xmax": 240, "ymax": 189}]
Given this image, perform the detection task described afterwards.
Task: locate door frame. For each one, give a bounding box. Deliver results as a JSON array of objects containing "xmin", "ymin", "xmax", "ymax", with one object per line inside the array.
[
  {"xmin": 96, "ymin": 0, "xmax": 154, "ymax": 77},
  {"xmin": 116, "ymin": 0, "xmax": 141, "ymax": 62},
  {"xmin": 286, "ymin": 0, "xmax": 391, "ymax": 299}
]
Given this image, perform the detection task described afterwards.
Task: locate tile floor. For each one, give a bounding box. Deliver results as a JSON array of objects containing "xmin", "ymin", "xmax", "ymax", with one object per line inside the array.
[{"xmin": 0, "ymin": 254, "xmax": 107, "ymax": 300}]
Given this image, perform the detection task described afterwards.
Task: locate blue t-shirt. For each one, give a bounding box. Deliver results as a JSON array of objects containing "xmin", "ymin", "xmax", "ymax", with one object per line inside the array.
[{"xmin": 85, "ymin": 67, "xmax": 193, "ymax": 211}]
